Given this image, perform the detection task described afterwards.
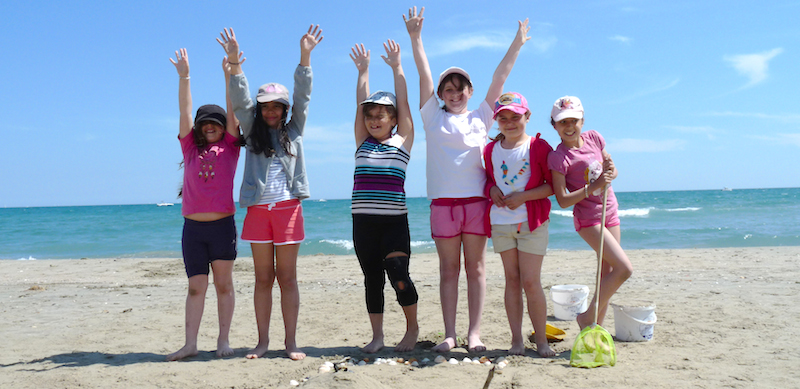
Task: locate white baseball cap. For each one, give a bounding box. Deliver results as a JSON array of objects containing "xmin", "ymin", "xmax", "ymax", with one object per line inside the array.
[{"xmin": 551, "ymin": 96, "xmax": 584, "ymax": 122}]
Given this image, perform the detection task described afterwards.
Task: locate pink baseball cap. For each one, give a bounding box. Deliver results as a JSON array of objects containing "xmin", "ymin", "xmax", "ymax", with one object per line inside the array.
[
  {"xmin": 493, "ymin": 92, "xmax": 529, "ymax": 119},
  {"xmin": 551, "ymin": 96, "xmax": 584, "ymax": 121}
]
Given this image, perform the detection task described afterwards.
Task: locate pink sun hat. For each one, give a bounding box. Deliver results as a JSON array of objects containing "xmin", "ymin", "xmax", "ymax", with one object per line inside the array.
[{"xmin": 493, "ymin": 92, "xmax": 529, "ymax": 119}]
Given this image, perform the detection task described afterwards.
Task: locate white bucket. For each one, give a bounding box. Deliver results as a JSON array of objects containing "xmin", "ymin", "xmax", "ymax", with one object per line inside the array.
[
  {"xmin": 550, "ymin": 284, "xmax": 589, "ymax": 320},
  {"xmin": 611, "ymin": 302, "xmax": 657, "ymax": 342}
]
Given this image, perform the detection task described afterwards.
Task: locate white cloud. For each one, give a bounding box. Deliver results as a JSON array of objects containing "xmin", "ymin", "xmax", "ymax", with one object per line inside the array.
[
  {"xmin": 748, "ymin": 133, "xmax": 800, "ymax": 148},
  {"xmin": 610, "ymin": 35, "xmax": 632, "ymax": 44},
  {"xmin": 779, "ymin": 133, "xmax": 800, "ymax": 147},
  {"xmin": 664, "ymin": 125, "xmax": 722, "ymax": 140},
  {"xmin": 704, "ymin": 111, "xmax": 800, "ymax": 123},
  {"xmin": 608, "ymin": 138, "xmax": 685, "ymax": 153},
  {"xmin": 428, "ymin": 31, "xmax": 556, "ymax": 56},
  {"xmin": 609, "ymin": 78, "xmax": 680, "ymax": 104},
  {"xmin": 724, "ymin": 48, "xmax": 784, "ymax": 88}
]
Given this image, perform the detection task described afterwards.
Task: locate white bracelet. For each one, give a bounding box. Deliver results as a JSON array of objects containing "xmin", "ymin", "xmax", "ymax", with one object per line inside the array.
[
  {"xmin": 180, "ymin": 76, "xmax": 190, "ymax": 80},
  {"xmin": 584, "ymin": 184, "xmax": 589, "ymax": 197}
]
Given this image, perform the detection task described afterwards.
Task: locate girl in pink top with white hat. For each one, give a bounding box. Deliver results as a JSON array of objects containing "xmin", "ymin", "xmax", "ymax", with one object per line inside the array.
[{"xmin": 547, "ymin": 96, "xmax": 633, "ymax": 330}]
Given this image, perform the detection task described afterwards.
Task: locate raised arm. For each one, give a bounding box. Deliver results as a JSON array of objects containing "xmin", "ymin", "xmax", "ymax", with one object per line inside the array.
[
  {"xmin": 222, "ymin": 54, "xmax": 245, "ymax": 139},
  {"xmin": 300, "ymin": 25, "xmax": 323, "ymax": 67},
  {"xmin": 217, "ymin": 28, "xmax": 242, "ymax": 76},
  {"xmin": 350, "ymin": 44, "xmax": 370, "ymax": 146},
  {"xmin": 382, "ymin": 39, "xmax": 414, "ymax": 151},
  {"xmin": 403, "ymin": 6, "xmax": 434, "ymax": 109},
  {"xmin": 485, "ymin": 19, "xmax": 530, "ymax": 106},
  {"xmin": 169, "ymin": 48, "xmax": 192, "ymax": 139}
]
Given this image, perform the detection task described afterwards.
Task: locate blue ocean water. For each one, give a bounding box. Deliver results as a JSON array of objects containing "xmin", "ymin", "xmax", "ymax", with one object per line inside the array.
[{"xmin": 1, "ymin": 188, "xmax": 798, "ymax": 260}]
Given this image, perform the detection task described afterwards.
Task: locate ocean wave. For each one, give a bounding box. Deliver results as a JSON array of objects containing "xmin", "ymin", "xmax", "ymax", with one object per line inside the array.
[
  {"xmin": 664, "ymin": 207, "xmax": 701, "ymax": 212},
  {"xmin": 618, "ymin": 208, "xmax": 651, "ymax": 217},
  {"xmin": 410, "ymin": 240, "xmax": 435, "ymax": 248},
  {"xmin": 319, "ymin": 239, "xmax": 354, "ymax": 251},
  {"xmin": 552, "ymin": 208, "xmax": 651, "ymax": 218},
  {"xmin": 17, "ymin": 256, "xmax": 37, "ymax": 261},
  {"xmin": 552, "ymin": 210, "xmax": 573, "ymax": 218}
]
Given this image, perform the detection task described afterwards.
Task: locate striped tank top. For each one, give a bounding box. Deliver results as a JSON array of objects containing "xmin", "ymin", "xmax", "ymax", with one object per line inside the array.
[{"xmin": 351, "ymin": 135, "xmax": 409, "ymax": 215}]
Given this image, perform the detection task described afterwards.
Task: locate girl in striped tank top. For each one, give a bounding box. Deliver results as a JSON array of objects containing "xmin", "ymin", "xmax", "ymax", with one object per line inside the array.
[{"xmin": 349, "ymin": 40, "xmax": 418, "ymax": 353}]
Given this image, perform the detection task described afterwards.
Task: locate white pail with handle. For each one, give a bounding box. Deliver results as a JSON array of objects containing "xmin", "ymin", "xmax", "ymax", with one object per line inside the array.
[
  {"xmin": 611, "ymin": 302, "xmax": 657, "ymax": 342},
  {"xmin": 550, "ymin": 284, "xmax": 589, "ymax": 320}
]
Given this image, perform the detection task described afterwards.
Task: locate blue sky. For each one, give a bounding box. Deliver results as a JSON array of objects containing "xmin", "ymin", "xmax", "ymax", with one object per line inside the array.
[{"xmin": 2, "ymin": 0, "xmax": 797, "ymax": 207}]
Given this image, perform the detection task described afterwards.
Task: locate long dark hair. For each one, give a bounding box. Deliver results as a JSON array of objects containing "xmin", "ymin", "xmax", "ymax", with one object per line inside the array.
[{"xmin": 246, "ymin": 102, "xmax": 293, "ymax": 157}]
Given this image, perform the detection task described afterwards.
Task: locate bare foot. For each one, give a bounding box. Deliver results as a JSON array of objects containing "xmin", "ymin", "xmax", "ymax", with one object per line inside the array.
[
  {"xmin": 361, "ymin": 337, "xmax": 385, "ymax": 354},
  {"xmin": 508, "ymin": 341, "xmax": 525, "ymax": 355},
  {"xmin": 535, "ymin": 342, "xmax": 556, "ymax": 357},
  {"xmin": 467, "ymin": 334, "xmax": 486, "ymax": 353},
  {"xmin": 286, "ymin": 346, "xmax": 306, "ymax": 361},
  {"xmin": 576, "ymin": 311, "xmax": 593, "ymax": 330},
  {"xmin": 216, "ymin": 340, "xmax": 234, "ymax": 358},
  {"xmin": 395, "ymin": 327, "xmax": 419, "ymax": 352},
  {"xmin": 431, "ymin": 337, "xmax": 456, "ymax": 353},
  {"xmin": 166, "ymin": 344, "xmax": 198, "ymax": 361},
  {"xmin": 245, "ymin": 342, "xmax": 269, "ymax": 359}
]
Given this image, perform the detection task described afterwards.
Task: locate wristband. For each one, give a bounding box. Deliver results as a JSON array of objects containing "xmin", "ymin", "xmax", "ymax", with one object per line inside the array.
[
  {"xmin": 228, "ymin": 62, "xmax": 240, "ymax": 65},
  {"xmin": 180, "ymin": 76, "xmax": 190, "ymax": 80},
  {"xmin": 584, "ymin": 184, "xmax": 589, "ymax": 198}
]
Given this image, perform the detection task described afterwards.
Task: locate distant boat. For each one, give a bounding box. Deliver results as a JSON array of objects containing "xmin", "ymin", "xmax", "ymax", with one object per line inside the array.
[
  {"xmin": 722, "ymin": 187, "xmax": 732, "ymax": 191},
  {"xmin": 157, "ymin": 202, "xmax": 174, "ymax": 207}
]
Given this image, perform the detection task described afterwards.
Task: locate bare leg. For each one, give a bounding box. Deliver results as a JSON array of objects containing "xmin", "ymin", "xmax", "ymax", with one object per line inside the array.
[
  {"xmin": 362, "ymin": 313, "xmax": 385, "ymax": 353},
  {"xmin": 247, "ymin": 243, "xmax": 276, "ymax": 359},
  {"xmin": 432, "ymin": 236, "xmax": 462, "ymax": 353},
  {"xmin": 167, "ymin": 274, "xmax": 208, "ymax": 361},
  {"xmin": 499, "ymin": 249, "xmax": 525, "ymax": 355},
  {"xmin": 518, "ymin": 251, "xmax": 555, "ymax": 357},
  {"xmin": 576, "ymin": 225, "xmax": 632, "ymax": 329},
  {"xmin": 275, "ymin": 243, "xmax": 305, "ymax": 360},
  {"xmin": 210, "ymin": 259, "xmax": 235, "ymax": 358},
  {"xmin": 463, "ymin": 234, "xmax": 487, "ymax": 352},
  {"xmin": 396, "ymin": 303, "xmax": 419, "ymax": 352}
]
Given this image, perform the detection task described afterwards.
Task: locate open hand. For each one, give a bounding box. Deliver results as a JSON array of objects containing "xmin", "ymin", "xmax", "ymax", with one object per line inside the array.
[
  {"xmin": 403, "ymin": 6, "xmax": 424, "ymax": 38},
  {"xmin": 381, "ymin": 39, "xmax": 401, "ymax": 69},
  {"xmin": 217, "ymin": 28, "xmax": 240, "ymax": 58},
  {"xmin": 169, "ymin": 48, "xmax": 189, "ymax": 78},
  {"xmin": 301, "ymin": 24, "xmax": 323, "ymax": 54},
  {"xmin": 349, "ymin": 44, "xmax": 370, "ymax": 72},
  {"xmin": 515, "ymin": 18, "xmax": 531, "ymax": 45}
]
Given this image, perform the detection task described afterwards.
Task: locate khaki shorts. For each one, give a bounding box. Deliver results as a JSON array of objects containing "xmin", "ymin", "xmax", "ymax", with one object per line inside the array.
[{"xmin": 491, "ymin": 220, "xmax": 549, "ymax": 255}]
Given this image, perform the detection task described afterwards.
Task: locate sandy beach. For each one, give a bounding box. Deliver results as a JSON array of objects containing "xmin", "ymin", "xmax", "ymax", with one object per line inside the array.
[{"xmin": 2, "ymin": 246, "xmax": 799, "ymax": 388}]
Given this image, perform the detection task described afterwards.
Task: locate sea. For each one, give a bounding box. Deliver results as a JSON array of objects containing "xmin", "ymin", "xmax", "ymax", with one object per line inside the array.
[{"xmin": 1, "ymin": 187, "xmax": 798, "ymax": 260}]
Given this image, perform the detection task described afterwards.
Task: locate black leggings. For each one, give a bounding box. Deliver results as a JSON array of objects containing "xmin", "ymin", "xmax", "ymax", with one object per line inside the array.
[{"xmin": 353, "ymin": 214, "xmax": 418, "ymax": 314}]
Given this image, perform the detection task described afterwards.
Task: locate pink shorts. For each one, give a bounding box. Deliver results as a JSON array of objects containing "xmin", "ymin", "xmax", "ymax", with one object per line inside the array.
[
  {"xmin": 574, "ymin": 211, "xmax": 620, "ymax": 232},
  {"xmin": 430, "ymin": 197, "xmax": 489, "ymax": 239},
  {"xmin": 241, "ymin": 199, "xmax": 305, "ymax": 245}
]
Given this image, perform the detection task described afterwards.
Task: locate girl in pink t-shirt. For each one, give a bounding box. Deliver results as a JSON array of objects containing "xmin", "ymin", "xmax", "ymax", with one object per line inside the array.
[
  {"xmin": 546, "ymin": 96, "xmax": 633, "ymax": 330},
  {"xmin": 167, "ymin": 48, "xmax": 242, "ymax": 361}
]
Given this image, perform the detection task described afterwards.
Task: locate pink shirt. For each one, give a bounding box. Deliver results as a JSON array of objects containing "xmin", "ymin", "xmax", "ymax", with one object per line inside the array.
[
  {"xmin": 180, "ymin": 132, "xmax": 240, "ymax": 216},
  {"xmin": 547, "ymin": 130, "xmax": 617, "ymax": 221}
]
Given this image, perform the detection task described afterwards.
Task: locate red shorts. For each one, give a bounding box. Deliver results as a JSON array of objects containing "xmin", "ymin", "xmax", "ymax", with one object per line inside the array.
[
  {"xmin": 241, "ymin": 199, "xmax": 305, "ymax": 245},
  {"xmin": 429, "ymin": 197, "xmax": 489, "ymax": 239}
]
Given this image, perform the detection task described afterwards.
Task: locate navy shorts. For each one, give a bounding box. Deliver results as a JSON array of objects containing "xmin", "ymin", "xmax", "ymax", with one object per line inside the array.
[{"xmin": 182, "ymin": 216, "xmax": 237, "ymax": 278}]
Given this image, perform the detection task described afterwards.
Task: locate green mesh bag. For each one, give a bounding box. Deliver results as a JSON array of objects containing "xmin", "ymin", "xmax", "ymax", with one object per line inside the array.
[{"xmin": 570, "ymin": 324, "xmax": 616, "ymax": 368}]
